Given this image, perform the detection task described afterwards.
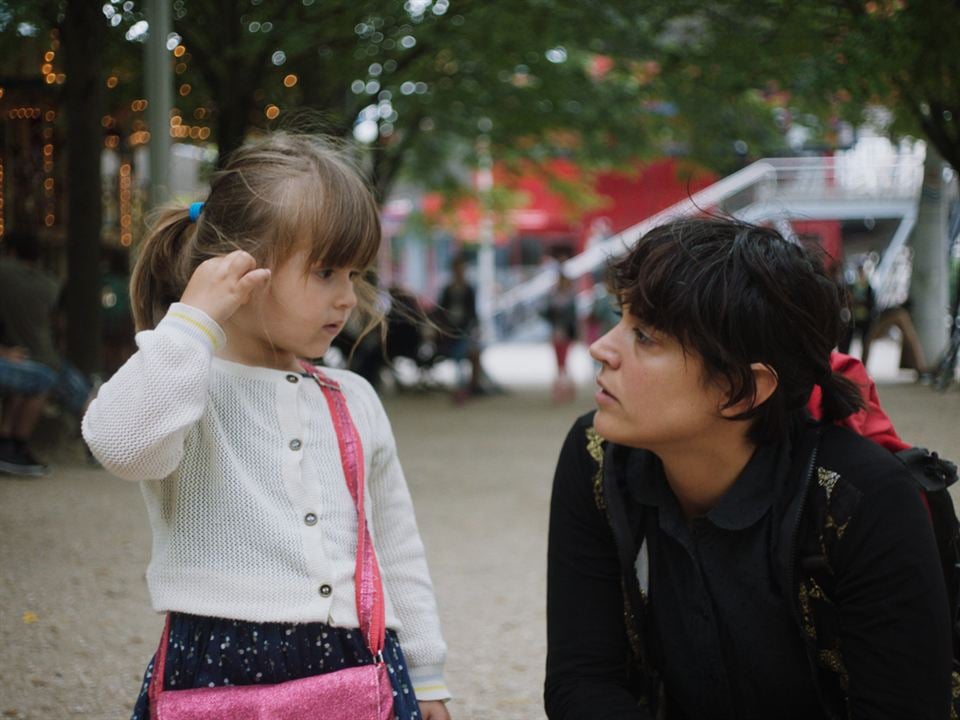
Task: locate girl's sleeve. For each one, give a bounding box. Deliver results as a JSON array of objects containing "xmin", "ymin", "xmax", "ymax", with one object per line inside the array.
[
  {"xmin": 81, "ymin": 303, "xmax": 224, "ymax": 481},
  {"xmin": 545, "ymin": 416, "xmax": 653, "ymax": 719},
  {"xmin": 364, "ymin": 386, "xmax": 450, "ymax": 702}
]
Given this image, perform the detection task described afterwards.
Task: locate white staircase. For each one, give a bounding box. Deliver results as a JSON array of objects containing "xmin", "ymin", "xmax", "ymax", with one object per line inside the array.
[{"xmin": 491, "ymin": 146, "xmax": 925, "ymax": 339}]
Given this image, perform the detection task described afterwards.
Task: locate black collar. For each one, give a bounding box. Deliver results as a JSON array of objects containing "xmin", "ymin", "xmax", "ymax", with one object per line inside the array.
[{"xmin": 628, "ymin": 439, "xmax": 790, "ymax": 533}]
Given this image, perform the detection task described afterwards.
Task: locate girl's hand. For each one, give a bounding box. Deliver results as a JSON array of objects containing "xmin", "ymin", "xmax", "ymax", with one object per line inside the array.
[
  {"xmin": 180, "ymin": 250, "xmax": 271, "ymax": 325},
  {"xmin": 418, "ymin": 700, "xmax": 451, "ymax": 720}
]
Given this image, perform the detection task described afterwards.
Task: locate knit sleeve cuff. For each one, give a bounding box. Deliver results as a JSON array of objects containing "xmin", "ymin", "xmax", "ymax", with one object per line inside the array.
[
  {"xmin": 408, "ymin": 665, "xmax": 451, "ymax": 702},
  {"xmin": 157, "ymin": 302, "xmax": 226, "ymax": 353}
]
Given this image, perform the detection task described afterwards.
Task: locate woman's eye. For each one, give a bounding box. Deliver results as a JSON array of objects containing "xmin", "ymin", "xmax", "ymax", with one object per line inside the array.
[
  {"xmin": 315, "ymin": 268, "xmax": 334, "ymax": 279},
  {"xmin": 633, "ymin": 327, "xmax": 654, "ymax": 345}
]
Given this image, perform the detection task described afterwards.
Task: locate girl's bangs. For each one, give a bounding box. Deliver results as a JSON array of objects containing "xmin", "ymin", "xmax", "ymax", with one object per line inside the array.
[{"xmin": 287, "ymin": 167, "xmax": 381, "ymax": 272}]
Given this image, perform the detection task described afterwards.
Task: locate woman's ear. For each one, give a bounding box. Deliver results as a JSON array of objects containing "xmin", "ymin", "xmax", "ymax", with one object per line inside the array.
[
  {"xmin": 719, "ymin": 363, "xmax": 779, "ymax": 417},
  {"xmin": 751, "ymin": 362, "xmax": 779, "ymax": 407}
]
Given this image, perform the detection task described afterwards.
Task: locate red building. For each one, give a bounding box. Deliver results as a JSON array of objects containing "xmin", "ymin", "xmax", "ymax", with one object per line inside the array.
[{"xmin": 420, "ymin": 157, "xmax": 717, "ymax": 264}]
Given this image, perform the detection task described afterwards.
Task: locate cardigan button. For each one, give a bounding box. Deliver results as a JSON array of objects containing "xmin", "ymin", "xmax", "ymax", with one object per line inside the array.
[
  {"xmin": 319, "ymin": 584, "xmax": 332, "ymax": 597},
  {"xmin": 304, "ymin": 512, "xmax": 318, "ymax": 526},
  {"xmin": 289, "ymin": 439, "xmax": 302, "ymax": 451},
  {"xmin": 286, "ymin": 374, "xmax": 299, "ymax": 384}
]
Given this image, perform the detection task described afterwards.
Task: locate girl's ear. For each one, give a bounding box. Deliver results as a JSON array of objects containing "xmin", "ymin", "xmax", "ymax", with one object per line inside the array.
[{"xmin": 719, "ymin": 363, "xmax": 779, "ymax": 417}]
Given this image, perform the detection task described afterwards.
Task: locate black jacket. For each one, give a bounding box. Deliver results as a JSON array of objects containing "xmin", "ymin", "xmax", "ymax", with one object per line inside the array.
[{"xmin": 545, "ymin": 412, "xmax": 953, "ymax": 719}]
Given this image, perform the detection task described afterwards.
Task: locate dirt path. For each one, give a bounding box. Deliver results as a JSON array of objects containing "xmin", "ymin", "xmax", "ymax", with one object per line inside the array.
[{"xmin": 1, "ymin": 378, "xmax": 958, "ymax": 720}]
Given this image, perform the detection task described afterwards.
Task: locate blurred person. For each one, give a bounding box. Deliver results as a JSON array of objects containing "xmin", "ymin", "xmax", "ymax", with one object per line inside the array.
[
  {"xmin": 435, "ymin": 254, "xmax": 484, "ymax": 401},
  {"xmin": 837, "ymin": 262, "xmax": 875, "ymax": 363},
  {"xmin": 329, "ymin": 272, "xmax": 390, "ymax": 390},
  {"xmin": 0, "ymin": 231, "xmax": 95, "ymax": 426},
  {"xmin": 82, "ymin": 133, "xmax": 451, "ymax": 720},
  {"xmin": 545, "ymin": 218, "xmax": 952, "ymax": 718},
  {"xmin": 543, "ymin": 270, "xmax": 578, "ymax": 403},
  {"xmin": 585, "ymin": 279, "xmax": 619, "ymax": 347},
  {"xmin": 0, "ymin": 343, "xmax": 55, "ymax": 476}
]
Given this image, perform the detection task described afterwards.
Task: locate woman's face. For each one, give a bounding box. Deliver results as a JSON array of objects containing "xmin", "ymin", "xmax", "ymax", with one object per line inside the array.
[{"xmin": 590, "ymin": 309, "xmax": 730, "ymax": 451}]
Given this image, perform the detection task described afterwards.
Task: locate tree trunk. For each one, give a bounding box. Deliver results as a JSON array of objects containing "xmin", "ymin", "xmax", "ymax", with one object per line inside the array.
[
  {"xmin": 62, "ymin": 0, "xmax": 105, "ymax": 375},
  {"xmin": 213, "ymin": 76, "xmax": 249, "ymax": 167},
  {"xmin": 909, "ymin": 144, "xmax": 956, "ymax": 370}
]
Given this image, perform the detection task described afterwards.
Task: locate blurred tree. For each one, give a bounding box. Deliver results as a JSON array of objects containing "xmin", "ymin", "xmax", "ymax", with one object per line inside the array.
[
  {"xmin": 154, "ymin": 0, "xmax": 678, "ymax": 199},
  {"xmin": 625, "ymin": 0, "xmax": 960, "ymax": 171},
  {"xmin": 62, "ymin": 0, "xmax": 106, "ymax": 375},
  {"xmin": 0, "ymin": 0, "xmax": 110, "ymax": 374},
  {"xmin": 624, "ymin": 0, "xmax": 960, "ymax": 363},
  {"xmin": 1, "ymin": 1, "xmax": 785, "ymax": 204},
  {"xmin": 13, "ymin": 1, "xmax": 958, "ymax": 367}
]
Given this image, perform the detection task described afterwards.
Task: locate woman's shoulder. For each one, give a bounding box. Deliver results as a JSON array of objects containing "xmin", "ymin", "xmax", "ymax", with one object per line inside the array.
[
  {"xmin": 802, "ymin": 423, "xmax": 932, "ymax": 546},
  {"xmin": 817, "ymin": 423, "xmax": 916, "ymax": 495},
  {"xmin": 562, "ymin": 411, "xmax": 600, "ymax": 452},
  {"xmin": 554, "ymin": 411, "xmax": 605, "ymax": 490}
]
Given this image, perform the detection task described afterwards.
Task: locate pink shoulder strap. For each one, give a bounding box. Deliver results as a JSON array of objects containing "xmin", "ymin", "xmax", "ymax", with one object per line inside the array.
[{"xmin": 300, "ymin": 361, "xmax": 387, "ymax": 658}]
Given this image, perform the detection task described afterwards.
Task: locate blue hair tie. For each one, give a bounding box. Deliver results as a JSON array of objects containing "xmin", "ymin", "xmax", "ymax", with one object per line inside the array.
[{"xmin": 188, "ymin": 201, "xmax": 205, "ymax": 223}]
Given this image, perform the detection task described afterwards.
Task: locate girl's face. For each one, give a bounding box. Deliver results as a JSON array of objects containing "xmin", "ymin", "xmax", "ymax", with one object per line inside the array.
[
  {"xmin": 590, "ymin": 309, "xmax": 730, "ymax": 451},
  {"xmin": 228, "ymin": 247, "xmax": 360, "ymax": 369}
]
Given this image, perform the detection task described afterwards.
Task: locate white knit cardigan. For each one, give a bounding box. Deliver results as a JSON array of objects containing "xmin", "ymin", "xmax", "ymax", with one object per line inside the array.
[{"xmin": 82, "ymin": 302, "xmax": 449, "ymax": 700}]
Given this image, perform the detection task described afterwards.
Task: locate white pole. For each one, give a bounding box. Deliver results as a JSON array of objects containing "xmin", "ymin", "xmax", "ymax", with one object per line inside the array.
[
  {"xmin": 476, "ymin": 133, "xmax": 496, "ymax": 343},
  {"xmin": 145, "ymin": 0, "xmax": 173, "ymax": 209}
]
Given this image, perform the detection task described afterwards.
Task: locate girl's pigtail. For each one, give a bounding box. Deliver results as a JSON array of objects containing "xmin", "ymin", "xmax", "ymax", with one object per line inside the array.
[
  {"xmin": 130, "ymin": 208, "xmax": 195, "ymax": 331},
  {"xmin": 817, "ymin": 367, "xmax": 866, "ymax": 424}
]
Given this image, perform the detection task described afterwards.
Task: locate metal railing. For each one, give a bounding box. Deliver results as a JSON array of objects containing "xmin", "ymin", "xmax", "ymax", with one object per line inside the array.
[
  {"xmin": 757, "ymin": 156, "xmax": 923, "ymax": 202},
  {"xmin": 490, "ymin": 151, "xmax": 926, "ymax": 339},
  {"xmin": 491, "ymin": 160, "xmax": 779, "ymax": 337}
]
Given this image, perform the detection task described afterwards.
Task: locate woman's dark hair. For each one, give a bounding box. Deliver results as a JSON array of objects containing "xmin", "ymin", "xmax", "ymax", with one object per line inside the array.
[{"xmin": 608, "ymin": 217, "xmax": 865, "ymax": 444}]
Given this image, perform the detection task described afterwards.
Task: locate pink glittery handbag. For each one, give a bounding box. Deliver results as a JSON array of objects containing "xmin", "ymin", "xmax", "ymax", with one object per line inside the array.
[{"xmin": 148, "ymin": 364, "xmax": 394, "ymax": 720}]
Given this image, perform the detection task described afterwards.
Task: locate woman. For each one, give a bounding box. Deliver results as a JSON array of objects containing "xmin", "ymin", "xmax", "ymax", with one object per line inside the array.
[{"xmin": 544, "ymin": 218, "xmax": 952, "ymax": 719}]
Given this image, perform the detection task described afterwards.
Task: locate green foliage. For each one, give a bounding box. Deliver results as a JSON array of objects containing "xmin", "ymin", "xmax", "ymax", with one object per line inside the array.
[
  {"xmin": 632, "ymin": 0, "xmax": 960, "ymax": 170},
  {"xmin": 10, "ymin": 0, "xmax": 956, "ymax": 209},
  {"xmin": 1, "ymin": 1, "xmax": 704, "ymax": 200}
]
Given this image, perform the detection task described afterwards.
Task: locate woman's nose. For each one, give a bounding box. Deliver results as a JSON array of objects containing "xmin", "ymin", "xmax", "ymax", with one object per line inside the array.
[{"xmin": 589, "ymin": 328, "xmax": 619, "ymax": 368}]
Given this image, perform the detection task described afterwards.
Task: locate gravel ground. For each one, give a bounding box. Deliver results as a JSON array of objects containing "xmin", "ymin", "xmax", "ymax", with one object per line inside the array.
[{"xmin": 1, "ymin": 369, "xmax": 958, "ymax": 720}]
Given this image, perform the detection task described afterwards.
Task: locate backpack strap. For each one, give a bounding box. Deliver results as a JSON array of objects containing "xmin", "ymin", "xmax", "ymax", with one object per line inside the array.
[
  {"xmin": 781, "ymin": 424, "xmax": 857, "ymax": 719},
  {"xmin": 896, "ymin": 447, "xmax": 958, "ymax": 490},
  {"xmin": 796, "ymin": 432, "xmax": 960, "ymax": 718},
  {"xmin": 585, "ymin": 425, "xmax": 665, "ymax": 715},
  {"xmin": 895, "ymin": 447, "xmax": 960, "ymax": 658}
]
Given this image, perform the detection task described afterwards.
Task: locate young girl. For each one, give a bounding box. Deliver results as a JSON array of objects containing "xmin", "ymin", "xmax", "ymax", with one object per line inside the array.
[{"xmin": 82, "ymin": 133, "xmax": 452, "ymax": 720}]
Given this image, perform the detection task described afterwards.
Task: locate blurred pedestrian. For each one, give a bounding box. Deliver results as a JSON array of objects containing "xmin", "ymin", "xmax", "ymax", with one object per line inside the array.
[
  {"xmin": 543, "ymin": 270, "xmax": 578, "ymax": 403},
  {"xmin": 82, "ymin": 133, "xmax": 451, "ymax": 720},
  {"xmin": 0, "ymin": 343, "xmax": 55, "ymax": 476},
  {"xmin": 837, "ymin": 262, "xmax": 875, "ymax": 363},
  {"xmin": 585, "ymin": 279, "xmax": 618, "ymax": 346},
  {"xmin": 435, "ymin": 254, "xmax": 484, "ymax": 401},
  {"xmin": 0, "ymin": 231, "xmax": 94, "ymax": 433}
]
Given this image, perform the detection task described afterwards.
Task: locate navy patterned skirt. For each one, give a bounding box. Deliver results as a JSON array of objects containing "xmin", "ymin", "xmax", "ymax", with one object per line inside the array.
[{"xmin": 131, "ymin": 613, "xmax": 422, "ymax": 720}]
